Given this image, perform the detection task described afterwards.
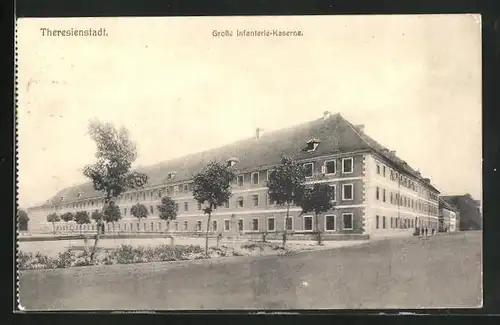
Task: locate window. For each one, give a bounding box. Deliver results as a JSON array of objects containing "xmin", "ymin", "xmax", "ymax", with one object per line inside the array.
[
  {"xmin": 383, "ymin": 166, "xmax": 386, "ymax": 177},
  {"xmin": 184, "ymin": 202, "xmax": 188, "ymax": 211},
  {"xmin": 267, "ymin": 169, "xmax": 275, "ymax": 181},
  {"xmin": 224, "ymin": 220, "xmax": 231, "ymax": 231},
  {"xmin": 237, "ymin": 175, "xmax": 244, "ymax": 186},
  {"xmin": 252, "ymin": 195, "xmax": 259, "ymax": 207},
  {"xmin": 174, "ymin": 222, "xmax": 178, "ymax": 231},
  {"xmin": 124, "ymin": 208, "xmax": 127, "ymax": 216},
  {"xmin": 303, "ymin": 216, "xmax": 313, "ymax": 231},
  {"xmin": 267, "ymin": 217, "xmax": 276, "ymax": 231},
  {"xmin": 237, "ymin": 196, "xmax": 244, "ymax": 208},
  {"xmin": 196, "ymin": 221, "xmax": 202, "ymax": 231},
  {"xmin": 390, "ymin": 217, "xmax": 393, "ymax": 229},
  {"xmin": 174, "ymin": 186, "xmax": 179, "ymax": 196},
  {"xmin": 325, "ymin": 160, "xmax": 336, "ymax": 174},
  {"xmin": 382, "ymin": 216, "xmax": 386, "ymax": 229},
  {"xmin": 390, "ymin": 193, "xmax": 393, "ymax": 204},
  {"xmin": 184, "ymin": 221, "xmax": 188, "ymax": 231},
  {"xmin": 238, "ymin": 219, "xmax": 244, "ymax": 231},
  {"xmin": 342, "ymin": 184, "xmax": 354, "ymax": 201},
  {"xmin": 124, "ymin": 223, "xmax": 127, "ymax": 231},
  {"xmin": 330, "ymin": 185, "xmax": 336, "ymax": 201},
  {"xmin": 342, "ymin": 157, "xmax": 354, "ymax": 173},
  {"xmin": 376, "ymin": 164, "xmax": 380, "ymax": 174},
  {"xmin": 383, "ymin": 189, "xmax": 386, "ymax": 202},
  {"xmin": 252, "ymin": 218, "xmax": 259, "ymax": 231},
  {"xmin": 285, "ymin": 217, "xmax": 293, "ymax": 231},
  {"xmin": 376, "ymin": 187, "xmax": 380, "ymax": 200},
  {"xmin": 183, "ymin": 184, "xmax": 188, "ymax": 192},
  {"xmin": 175, "ymin": 203, "xmax": 179, "ymax": 212},
  {"xmin": 251, "ymin": 172, "xmax": 259, "ymax": 185},
  {"xmin": 150, "ymin": 206, "xmax": 154, "ymax": 214},
  {"xmin": 306, "ymin": 139, "xmax": 320, "ymax": 151},
  {"xmin": 343, "ymin": 213, "xmax": 354, "ymax": 230},
  {"xmin": 376, "ymin": 215, "xmax": 379, "ymax": 229},
  {"xmin": 150, "ymin": 222, "xmax": 154, "ymax": 231},
  {"xmin": 143, "ymin": 223, "xmax": 146, "ymax": 231},
  {"xmin": 303, "ymin": 163, "xmax": 314, "ymax": 177},
  {"xmin": 325, "ymin": 215, "xmax": 336, "ymax": 231},
  {"xmin": 212, "ymin": 220, "xmax": 218, "ymax": 232},
  {"xmin": 268, "ymin": 194, "xmax": 275, "ymax": 206},
  {"xmin": 197, "ymin": 202, "xmax": 202, "ymax": 210}
]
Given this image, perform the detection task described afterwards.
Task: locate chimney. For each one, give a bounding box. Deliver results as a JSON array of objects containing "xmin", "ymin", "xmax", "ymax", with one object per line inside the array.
[
  {"xmin": 390, "ymin": 150, "xmax": 396, "ymax": 155},
  {"xmin": 255, "ymin": 127, "xmax": 264, "ymax": 139},
  {"xmin": 323, "ymin": 111, "xmax": 331, "ymax": 120},
  {"xmin": 355, "ymin": 124, "xmax": 365, "ymax": 132}
]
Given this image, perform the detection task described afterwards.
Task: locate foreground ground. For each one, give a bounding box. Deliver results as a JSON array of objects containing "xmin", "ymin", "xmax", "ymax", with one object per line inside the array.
[{"xmin": 19, "ymin": 231, "xmax": 482, "ymax": 310}]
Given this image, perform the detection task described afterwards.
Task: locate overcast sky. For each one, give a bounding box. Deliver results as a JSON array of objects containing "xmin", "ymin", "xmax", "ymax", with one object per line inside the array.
[{"xmin": 17, "ymin": 15, "xmax": 482, "ymax": 209}]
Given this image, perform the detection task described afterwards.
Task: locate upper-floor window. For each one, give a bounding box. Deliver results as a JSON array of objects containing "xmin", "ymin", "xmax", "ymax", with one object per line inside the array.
[
  {"xmin": 376, "ymin": 187, "xmax": 380, "ymax": 200},
  {"xmin": 251, "ymin": 172, "xmax": 259, "ymax": 185},
  {"xmin": 252, "ymin": 195, "xmax": 259, "ymax": 207},
  {"xmin": 237, "ymin": 175, "xmax": 244, "ymax": 187},
  {"xmin": 376, "ymin": 164, "xmax": 380, "ymax": 175},
  {"xmin": 383, "ymin": 166, "xmax": 386, "ymax": 177},
  {"xmin": 342, "ymin": 157, "xmax": 354, "ymax": 174},
  {"xmin": 342, "ymin": 184, "xmax": 354, "ymax": 201},
  {"xmin": 382, "ymin": 189, "xmax": 386, "ymax": 202},
  {"xmin": 303, "ymin": 162, "xmax": 314, "ymax": 178},
  {"xmin": 150, "ymin": 206, "xmax": 154, "ymax": 214},
  {"xmin": 184, "ymin": 202, "xmax": 188, "ymax": 211},
  {"xmin": 267, "ymin": 169, "xmax": 275, "ymax": 181},
  {"xmin": 329, "ymin": 185, "xmax": 336, "ymax": 201},
  {"xmin": 183, "ymin": 184, "xmax": 188, "ymax": 192},
  {"xmin": 324, "ymin": 160, "xmax": 336, "ymax": 175},
  {"xmin": 237, "ymin": 196, "xmax": 244, "ymax": 208}
]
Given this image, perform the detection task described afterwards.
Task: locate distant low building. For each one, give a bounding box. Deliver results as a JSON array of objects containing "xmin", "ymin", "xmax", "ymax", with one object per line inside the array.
[
  {"xmin": 442, "ymin": 194, "xmax": 482, "ymax": 231},
  {"xmin": 438, "ymin": 198, "xmax": 458, "ymax": 232}
]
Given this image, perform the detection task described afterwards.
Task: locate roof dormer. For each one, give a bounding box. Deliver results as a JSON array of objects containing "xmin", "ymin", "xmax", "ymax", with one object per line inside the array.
[
  {"xmin": 77, "ymin": 192, "xmax": 83, "ymax": 198},
  {"xmin": 166, "ymin": 171, "xmax": 177, "ymax": 181},
  {"xmin": 306, "ymin": 138, "xmax": 321, "ymax": 152},
  {"xmin": 227, "ymin": 157, "xmax": 240, "ymax": 167}
]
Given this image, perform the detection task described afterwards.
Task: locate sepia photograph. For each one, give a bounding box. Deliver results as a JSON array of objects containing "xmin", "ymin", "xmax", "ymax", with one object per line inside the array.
[{"xmin": 16, "ymin": 14, "xmax": 482, "ymax": 310}]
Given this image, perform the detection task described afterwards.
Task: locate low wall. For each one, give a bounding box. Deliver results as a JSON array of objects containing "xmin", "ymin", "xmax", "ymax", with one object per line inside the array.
[{"xmin": 19, "ymin": 231, "xmax": 370, "ymax": 242}]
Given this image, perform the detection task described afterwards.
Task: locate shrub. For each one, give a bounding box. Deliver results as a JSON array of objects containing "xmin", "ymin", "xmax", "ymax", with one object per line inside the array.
[
  {"xmin": 55, "ymin": 249, "xmax": 76, "ymax": 268},
  {"xmin": 18, "ymin": 252, "xmax": 33, "ymax": 270}
]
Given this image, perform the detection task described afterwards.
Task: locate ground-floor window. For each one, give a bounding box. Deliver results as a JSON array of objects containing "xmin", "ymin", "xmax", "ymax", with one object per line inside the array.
[
  {"xmin": 390, "ymin": 217, "xmax": 393, "ymax": 229},
  {"xmin": 196, "ymin": 220, "xmax": 202, "ymax": 231},
  {"xmin": 117, "ymin": 223, "xmax": 120, "ymax": 231},
  {"xmin": 252, "ymin": 218, "xmax": 259, "ymax": 231},
  {"xmin": 184, "ymin": 221, "xmax": 188, "ymax": 231},
  {"xmin": 267, "ymin": 217, "xmax": 275, "ymax": 231},
  {"xmin": 382, "ymin": 216, "xmax": 386, "ymax": 229},
  {"xmin": 143, "ymin": 223, "xmax": 147, "ymax": 231},
  {"xmin": 158, "ymin": 222, "xmax": 162, "ymax": 231},
  {"xmin": 376, "ymin": 215, "xmax": 379, "ymax": 229},
  {"xmin": 303, "ymin": 216, "xmax": 313, "ymax": 231},
  {"xmin": 124, "ymin": 223, "xmax": 127, "ymax": 231},
  {"xmin": 325, "ymin": 215, "xmax": 336, "ymax": 231},
  {"xmin": 212, "ymin": 220, "xmax": 218, "ymax": 232},
  {"xmin": 174, "ymin": 222, "xmax": 179, "ymax": 231},
  {"xmin": 238, "ymin": 219, "xmax": 244, "ymax": 231},
  {"xmin": 343, "ymin": 213, "xmax": 353, "ymax": 230},
  {"xmin": 151, "ymin": 222, "xmax": 154, "ymax": 231},
  {"xmin": 224, "ymin": 219, "xmax": 231, "ymax": 231},
  {"xmin": 285, "ymin": 217, "xmax": 293, "ymax": 231}
]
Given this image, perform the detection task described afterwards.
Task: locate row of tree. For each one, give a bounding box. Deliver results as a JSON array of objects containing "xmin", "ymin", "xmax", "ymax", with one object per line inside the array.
[
  {"xmin": 67, "ymin": 119, "xmax": 336, "ymax": 261},
  {"xmin": 46, "ymin": 198, "xmax": 178, "ymax": 233}
]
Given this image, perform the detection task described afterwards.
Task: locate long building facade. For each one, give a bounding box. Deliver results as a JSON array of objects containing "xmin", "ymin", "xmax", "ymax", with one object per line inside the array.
[{"xmin": 26, "ymin": 112, "xmax": 441, "ymax": 238}]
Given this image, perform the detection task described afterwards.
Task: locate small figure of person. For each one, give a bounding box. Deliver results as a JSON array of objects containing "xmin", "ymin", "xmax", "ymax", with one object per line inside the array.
[
  {"xmin": 432, "ymin": 228, "xmax": 435, "ymax": 236},
  {"xmin": 424, "ymin": 228, "xmax": 428, "ymax": 237}
]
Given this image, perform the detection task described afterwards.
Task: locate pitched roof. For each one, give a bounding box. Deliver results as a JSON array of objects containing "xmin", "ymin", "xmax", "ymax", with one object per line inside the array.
[
  {"xmin": 40, "ymin": 113, "xmax": 439, "ymax": 206},
  {"xmin": 439, "ymin": 197, "xmax": 458, "ymax": 212}
]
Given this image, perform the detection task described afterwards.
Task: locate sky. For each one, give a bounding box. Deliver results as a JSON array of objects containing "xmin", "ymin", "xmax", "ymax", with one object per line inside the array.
[{"xmin": 17, "ymin": 15, "xmax": 482, "ymax": 209}]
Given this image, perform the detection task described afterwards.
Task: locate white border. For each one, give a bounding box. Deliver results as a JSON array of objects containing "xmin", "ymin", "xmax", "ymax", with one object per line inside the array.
[
  {"xmin": 303, "ymin": 215, "xmax": 314, "ymax": 232},
  {"xmin": 267, "ymin": 216, "xmax": 276, "ymax": 232},
  {"xmin": 223, "ymin": 219, "xmax": 231, "ymax": 231},
  {"xmin": 342, "ymin": 157, "xmax": 354, "ymax": 174},
  {"xmin": 303, "ymin": 162, "xmax": 314, "ymax": 178},
  {"xmin": 342, "ymin": 183, "xmax": 354, "ymax": 201},
  {"xmin": 284, "ymin": 216, "xmax": 294, "ymax": 231},
  {"xmin": 251, "ymin": 172, "xmax": 260, "ymax": 185},
  {"xmin": 324, "ymin": 159, "xmax": 336, "ymax": 175}
]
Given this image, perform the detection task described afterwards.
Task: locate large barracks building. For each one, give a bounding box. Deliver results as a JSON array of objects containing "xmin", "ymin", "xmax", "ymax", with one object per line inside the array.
[{"xmin": 27, "ymin": 112, "xmax": 441, "ymax": 238}]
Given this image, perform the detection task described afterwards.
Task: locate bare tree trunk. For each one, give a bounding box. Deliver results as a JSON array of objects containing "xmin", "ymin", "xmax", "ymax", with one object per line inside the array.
[
  {"xmin": 315, "ymin": 212, "xmax": 321, "ymax": 245},
  {"xmin": 283, "ymin": 203, "xmax": 290, "ymax": 247},
  {"xmin": 52, "ymin": 222, "xmax": 55, "ymax": 235},
  {"xmin": 90, "ymin": 199, "xmax": 108, "ymax": 262},
  {"xmin": 205, "ymin": 212, "xmax": 211, "ymax": 256}
]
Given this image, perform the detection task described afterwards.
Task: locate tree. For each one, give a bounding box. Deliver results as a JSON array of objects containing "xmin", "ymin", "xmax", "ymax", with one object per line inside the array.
[
  {"xmin": 18, "ymin": 209, "xmax": 29, "ymax": 231},
  {"xmin": 131, "ymin": 203, "xmax": 148, "ymax": 230},
  {"xmin": 91, "ymin": 210, "xmax": 103, "ymax": 222},
  {"xmin": 60, "ymin": 212, "xmax": 75, "ymax": 232},
  {"xmin": 75, "ymin": 211, "xmax": 91, "ymax": 234},
  {"xmin": 192, "ymin": 161, "xmax": 236, "ymax": 255},
  {"xmin": 297, "ymin": 183, "xmax": 335, "ymax": 245},
  {"xmin": 83, "ymin": 119, "xmax": 148, "ymax": 261},
  {"xmin": 157, "ymin": 196, "xmax": 177, "ymax": 231},
  {"xmin": 267, "ymin": 155, "xmax": 306, "ymax": 247},
  {"xmin": 103, "ymin": 201, "xmax": 122, "ymax": 229},
  {"xmin": 46, "ymin": 213, "xmax": 60, "ymax": 234}
]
